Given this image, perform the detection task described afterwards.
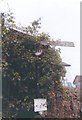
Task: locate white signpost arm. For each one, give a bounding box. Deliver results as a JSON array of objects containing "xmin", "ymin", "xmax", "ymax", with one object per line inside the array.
[{"xmin": 41, "ymin": 40, "xmax": 75, "ymax": 47}]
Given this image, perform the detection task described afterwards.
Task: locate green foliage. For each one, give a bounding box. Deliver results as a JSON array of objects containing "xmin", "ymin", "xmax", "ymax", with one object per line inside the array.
[
  {"xmin": 2, "ymin": 12, "xmax": 66, "ymax": 118},
  {"xmin": 25, "ymin": 18, "xmax": 41, "ymax": 36}
]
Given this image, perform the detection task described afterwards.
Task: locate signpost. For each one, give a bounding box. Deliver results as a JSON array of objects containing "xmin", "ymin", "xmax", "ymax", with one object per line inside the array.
[
  {"xmin": 34, "ymin": 39, "xmax": 75, "ymax": 115},
  {"xmin": 51, "ymin": 40, "xmax": 75, "ymax": 47},
  {"xmin": 41, "ymin": 40, "xmax": 75, "ymax": 47}
]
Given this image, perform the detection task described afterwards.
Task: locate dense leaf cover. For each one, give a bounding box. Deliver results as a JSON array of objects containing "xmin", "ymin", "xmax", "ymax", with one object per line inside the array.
[{"xmin": 2, "ymin": 12, "xmax": 66, "ymax": 118}]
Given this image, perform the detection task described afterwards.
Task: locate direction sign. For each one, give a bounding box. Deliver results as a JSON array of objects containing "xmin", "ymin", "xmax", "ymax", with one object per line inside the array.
[
  {"xmin": 34, "ymin": 99, "xmax": 47, "ymax": 112},
  {"xmin": 40, "ymin": 40, "xmax": 75, "ymax": 47},
  {"xmin": 51, "ymin": 40, "xmax": 75, "ymax": 47}
]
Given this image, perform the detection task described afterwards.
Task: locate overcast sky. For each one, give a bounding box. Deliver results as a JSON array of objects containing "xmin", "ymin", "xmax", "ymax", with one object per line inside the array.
[{"xmin": 0, "ymin": 0, "xmax": 80, "ymax": 83}]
